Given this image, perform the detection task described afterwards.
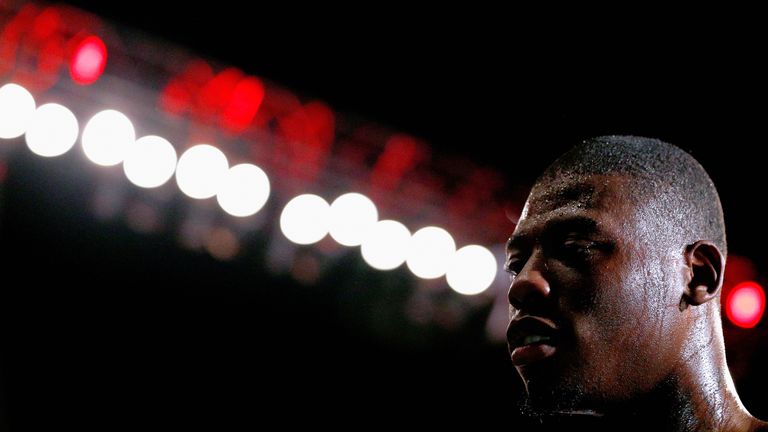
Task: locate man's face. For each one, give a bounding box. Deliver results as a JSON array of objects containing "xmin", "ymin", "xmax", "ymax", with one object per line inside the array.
[{"xmin": 506, "ymin": 174, "xmax": 688, "ymax": 413}]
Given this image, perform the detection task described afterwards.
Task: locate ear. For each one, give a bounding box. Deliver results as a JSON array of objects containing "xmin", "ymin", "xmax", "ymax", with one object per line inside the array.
[{"xmin": 680, "ymin": 240, "xmax": 725, "ymax": 311}]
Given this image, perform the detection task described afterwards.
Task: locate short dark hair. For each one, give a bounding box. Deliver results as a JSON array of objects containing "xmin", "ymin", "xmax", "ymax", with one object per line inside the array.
[{"xmin": 536, "ymin": 135, "xmax": 727, "ymax": 256}]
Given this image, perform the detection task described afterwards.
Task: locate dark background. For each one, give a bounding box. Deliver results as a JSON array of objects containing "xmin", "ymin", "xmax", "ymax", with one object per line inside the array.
[{"xmin": 2, "ymin": 3, "xmax": 767, "ymax": 429}]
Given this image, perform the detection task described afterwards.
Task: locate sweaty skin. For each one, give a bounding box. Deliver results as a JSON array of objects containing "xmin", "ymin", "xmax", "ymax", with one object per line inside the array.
[{"xmin": 506, "ymin": 174, "xmax": 768, "ymax": 431}]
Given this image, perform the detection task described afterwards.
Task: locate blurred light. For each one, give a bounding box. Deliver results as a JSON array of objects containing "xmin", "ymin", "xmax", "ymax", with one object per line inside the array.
[
  {"xmin": 446, "ymin": 245, "xmax": 497, "ymax": 295},
  {"xmin": 0, "ymin": 5, "xmax": 36, "ymax": 78},
  {"xmin": 406, "ymin": 226, "xmax": 456, "ymax": 279},
  {"xmin": 124, "ymin": 201, "xmax": 160, "ymax": 234},
  {"xmin": 280, "ymin": 194, "xmax": 330, "ymax": 245},
  {"xmin": 291, "ymin": 251, "xmax": 321, "ymax": 285},
  {"xmin": 275, "ymin": 101, "xmax": 335, "ymax": 183},
  {"xmin": 216, "ymin": 163, "xmax": 270, "ymax": 217},
  {"xmin": 303, "ymin": 101, "xmax": 336, "ymax": 147},
  {"xmin": 37, "ymin": 36, "xmax": 66, "ymax": 81},
  {"xmin": 160, "ymin": 60, "xmax": 213, "ymax": 116},
  {"xmin": 123, "ymin": 135, "xmax": 177, "ymax": 188},
  {"xmin": 175, "ymin": 144, "xmax": 228, "ymax": 199},
  {"xmin": 0, "ymin": 83, "xmax": 36, "ymax": 139},
  {"xmin": 32, "ymin": 7, "xmax": 61, "ymax": 40},
  {"xmin": 328, "ymin": 192, "xmax": 378, "ymax": 246},
  {"xmin": 222, "ymin": 76, "xmax": 265, "ymax": 132},
  {"xmin": 82, "ymin": 109, "xmax": 135, "ymax": 166},
  {"xmin": 178, "ymin": 219, "xmax": 208, "ymax": 251},
  {"xmin": 205, "ymin": 227, "xmax": 240, "ymax": 261},
  {"xmin": 25, "ymin": 103, "xmax": 78, "ymax": 157},
  {"xmin": 199, "ymin": 68, "xmax": 242, "ymax": 117},
  {"xmin": 726, "ymin": 281, "xmax": 765, "ymax": 329},
  {"xmin": 360, "ymin": 220, "xmax": 411, "ymax": 270},
  {"xmin": 371, "ymin": 134, "xmax": 425, "ymax": 190},
  {"xmin": 69, "ymin": 35, "xmax": 107, "ymax": 85},
  {"xmin": 159, "ymin": 78, "xmax": 191, "ymax": 116}
]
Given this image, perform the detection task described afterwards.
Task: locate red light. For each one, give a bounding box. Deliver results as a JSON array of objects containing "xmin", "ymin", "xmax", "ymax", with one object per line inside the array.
[
  {"xmin": 303, "ymin": 101, "xmax": 335, "ymax": 147},
  {"xmin": 222, "ymin": 76, "xmax": 265, "ymax": 132},
  {"xmin": 32, "ymin": 7, "xmax": 61, "ymax": 41},
  {"xmin": 0, "ymin": 4, "xmax": 40, "ymax": 77},
  {"xmin": 159, "ymin": 78, "xmax": 191, "ymax": 116},
  {"xmin": 69, "ymin": 35, "xmax": 107, "ymax": 85},
  {"xmin": 275, "ymin": 101, "xmax": 335, "ymax": 182},
  {"xmin": 159, "ymin": 60, "xmax": 214, "ymax": 116},
  {"xmin": 725, "ymin": 281, "xmax": 765, "ymax": 329},
  {"xmin": 371, "ymin": 134, "xmax": 425, "ymax": 190},
  {"xmin": 198, "ymin": 68, "xmax": 242, "ymax": 119}
]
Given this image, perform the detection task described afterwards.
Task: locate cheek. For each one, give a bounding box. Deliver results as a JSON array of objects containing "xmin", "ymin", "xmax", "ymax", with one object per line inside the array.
[
  {"xmin": 573, "ymin": 255, "xmax": 681, "ymax": 385},
  {"xmin": 556, "ymin": 257, "xmax": 639, "ymax": 318},
  {"xmin": 593, "ymin": 259, "xmax": 667, "ymax": 347}
]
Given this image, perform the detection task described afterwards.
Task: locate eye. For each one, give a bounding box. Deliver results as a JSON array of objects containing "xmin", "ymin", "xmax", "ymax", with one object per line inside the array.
[
  {"xmin": 552, "ymin": 235, "xmax": 609, "ymax": 267},
  {"xmin": 562, "ymin": 238, "xmax": 597, "ymax": 255},
  {"xmin": 504, "ymin": 258, "xmax": 523, "ymax": 278}
]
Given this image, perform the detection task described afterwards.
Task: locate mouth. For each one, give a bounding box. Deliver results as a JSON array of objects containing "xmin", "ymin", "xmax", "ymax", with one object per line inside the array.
[{"xmin": 507, "ymin": 316, "xmax": 559, "ymax": 366}]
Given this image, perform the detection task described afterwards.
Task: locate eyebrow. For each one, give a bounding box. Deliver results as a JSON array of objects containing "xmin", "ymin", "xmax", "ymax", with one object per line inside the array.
[{"xmin": 506, "ymin": 215, "xmax": 600, "ymax": 253}]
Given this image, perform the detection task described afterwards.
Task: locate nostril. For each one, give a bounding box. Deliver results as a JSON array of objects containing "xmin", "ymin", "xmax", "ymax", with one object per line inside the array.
[
  {"xmin": 508, "ymin": 266, "xmax": 552, "ymax": 313},
  {"xmin": 507, "ymin": 286, "xmax": 520, "ymax": 309}
]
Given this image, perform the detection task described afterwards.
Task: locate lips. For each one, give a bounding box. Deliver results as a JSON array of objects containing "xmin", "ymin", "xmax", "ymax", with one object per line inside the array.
[{"xmin": 507, "ymin": 316, "xmax": 559, "ymax": 366}]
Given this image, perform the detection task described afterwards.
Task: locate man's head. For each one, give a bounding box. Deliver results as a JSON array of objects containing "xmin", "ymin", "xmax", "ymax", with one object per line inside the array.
[{"xmin": 506, "ymin": 136, "xmax": 727, "ymax": 415}]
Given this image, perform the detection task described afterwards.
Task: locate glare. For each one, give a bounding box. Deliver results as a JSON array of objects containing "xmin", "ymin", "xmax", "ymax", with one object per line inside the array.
[
  {"xmin": 328, "ymin": 192, "xmax": 378, "ymax": 246},
  {"xmin": 175, "ymin": 144, "xmax": 229, "ymax": 199},
  {"xmin": 216, "ymin": 163, "xmax": 271, "ymax": 217},
  {"xmin": 406, "ymin": 226, "xmax": 456, "ymax": 279},
  {"xmin": 25, "ymin": 103, "xmax": 79, "ymax": 157},
  {"xmin": 726, "ymin": 282, "xmax": 765, "ymax": 329},
  {"xmin": 69, "ymin": 35, "xmax": 107, "ymax": 85},
  {"xmin": 82, "ymin": 109, "xmax": 135, "ymax": 166},
  {"xmin": 280, "ymin": 194, "xmax": 330, "ymax": 245},
  {"xmin": 360, "ymin": 220, "xmax": 411, "ymax": 270},
  {"xmin": 446, "ymin": 245, "xmax": 498, "ymax": 295},
  {"xmin": 0, "ymin": 83, "xmax": 36, "ymax": 139},
  {"xmin": 123, "ymin": 135, "xmax": 177, "ymax": 188}
]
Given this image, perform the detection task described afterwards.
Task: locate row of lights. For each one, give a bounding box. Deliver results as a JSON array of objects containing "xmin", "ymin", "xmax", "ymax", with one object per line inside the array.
[
  {"xmin": 279, "ymin": 193, "xmax": 498, "ymax": 294},
  {"xmin": 0, "ymin": 83, "xmax": 270, "ymax": 216},
  {"xmin": 0, "ymin": 82, "xmax": 499, "ymax": 295}
]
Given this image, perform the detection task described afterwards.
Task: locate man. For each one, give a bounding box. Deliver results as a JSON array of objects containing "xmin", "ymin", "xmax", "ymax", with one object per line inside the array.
[{"xmin": 505, "ymin": 136, "xmax": 767, "ymax": 431}]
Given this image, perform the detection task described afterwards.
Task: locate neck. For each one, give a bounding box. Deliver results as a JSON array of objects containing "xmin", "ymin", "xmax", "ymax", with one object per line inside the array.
[{"xmin": 655, "ymin": 307, "xmax": 762, "ymax": 432}]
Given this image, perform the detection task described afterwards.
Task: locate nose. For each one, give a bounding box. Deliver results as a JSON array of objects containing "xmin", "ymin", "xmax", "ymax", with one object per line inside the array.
[{"xmin": 508, "ymin": 252, "xmax": 551, "ymax": 310}]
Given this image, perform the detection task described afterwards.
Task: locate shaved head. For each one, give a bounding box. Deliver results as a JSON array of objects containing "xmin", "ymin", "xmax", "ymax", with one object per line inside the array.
[{"xmin": 535, "ymin": 135, "xmax": 726, "ymax": 256}]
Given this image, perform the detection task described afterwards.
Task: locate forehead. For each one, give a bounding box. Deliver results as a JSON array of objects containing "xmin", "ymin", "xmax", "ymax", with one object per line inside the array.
[{"xmin": 514, "ymin": 174, "xmax": 638, "ymax": 237}]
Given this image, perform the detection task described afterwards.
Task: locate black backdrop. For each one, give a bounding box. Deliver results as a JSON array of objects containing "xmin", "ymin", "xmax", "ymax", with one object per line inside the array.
[{"xmin": 2, "ymin": 3, "xmax": 767, "ymax": 429}]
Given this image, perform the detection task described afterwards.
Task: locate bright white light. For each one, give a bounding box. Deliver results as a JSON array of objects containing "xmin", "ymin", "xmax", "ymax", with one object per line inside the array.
[
  {"xmin": 175, "ymin": 144, "xmax": 229, "ymax": 199},
  {"xmin": 328, "ymin": 192, "xmax": 378, "ymax": 246},
  {"xmin": 216, "ymin": 163, "xmax": 271, "ymax": 217},
  {"xmin": 406, "ymin": 226, "xmax": 456, "ymax": 279},
  {"xmin": 123, "ymin": 135, "xmax": 177, "ymax": 188},
  {"xmin": 360, "ymin": 220, "xmax": 411, "ymax": 270},
  {"xmin": 25, "ymin": 103, "xmax": 79, "ymax": 157},
  {"xmin": 82, "ymin": 109, "xmax": 135, "ymax": 166},
  {"xmin": 0, "ymin": 83, "xmax": 36, "ymax": 139},
  {"xmin": 280, "ymin": 194, "xmax": 330, "ymax": 245},
  {"xmin": 446, "ymin": 245, "xmax": 498, "ymax": 295}
]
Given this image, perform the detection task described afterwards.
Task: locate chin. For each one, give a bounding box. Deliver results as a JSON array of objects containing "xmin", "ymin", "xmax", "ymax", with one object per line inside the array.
[{"xmin": 517, "ymin": 366, "xmax": 592, "ymax": 417}]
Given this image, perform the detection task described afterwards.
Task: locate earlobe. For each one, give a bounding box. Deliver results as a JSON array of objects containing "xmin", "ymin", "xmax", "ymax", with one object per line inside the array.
[{"xmin": 680, "ymin": 240, "xmax": 725, "ymax": 310}]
